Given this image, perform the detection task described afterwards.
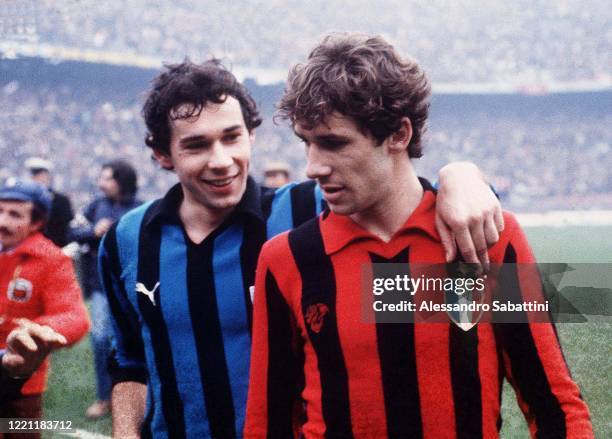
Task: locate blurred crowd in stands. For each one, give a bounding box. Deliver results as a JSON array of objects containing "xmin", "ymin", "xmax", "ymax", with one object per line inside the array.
[
  {"xmin": 1, "ymin": 79, "xmax": 610, "ymax": 213},
  {"xmin": 1, "ymin": 0, "xmax": 610, "ymax": 84}
]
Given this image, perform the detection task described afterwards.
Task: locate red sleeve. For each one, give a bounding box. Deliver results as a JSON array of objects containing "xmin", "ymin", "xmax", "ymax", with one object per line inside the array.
[
  {"xmin": 495, "ymin": 213, "xmax": 593, "ymax": 438},
  {"xmin": 245, "ymin": 235, "xmax": 303, "ymax": 439},
  {"xmin": 34, "ymin": 253, "xmax": 90, "ymax": 345}
]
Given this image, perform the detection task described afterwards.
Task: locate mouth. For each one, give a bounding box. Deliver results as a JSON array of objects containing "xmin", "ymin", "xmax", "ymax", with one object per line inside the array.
[
  {"xmin": 202, "ymin": 174, "xmax": 239, "ymax": 188},
  {"xmin": 321, "ymin": 184, "xmax": 346, "ymax": 202},
  {"xmin": 321, "ymin": 184, "xmax": 344, "ymax": 194}
]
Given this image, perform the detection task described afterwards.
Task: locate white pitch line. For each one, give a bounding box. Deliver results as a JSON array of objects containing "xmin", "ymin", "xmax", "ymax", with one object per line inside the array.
[{"xmin": 58, "ymin": 428, "xmax": 111, "ymax": 439}]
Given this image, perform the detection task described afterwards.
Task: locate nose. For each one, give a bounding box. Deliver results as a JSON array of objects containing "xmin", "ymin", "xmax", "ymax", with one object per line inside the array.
[
  {"xmin": 305, "ymin": 145, "xmax": 332, "ymax": 180},
  {"xmin": 208, "ymin": 142, "xmax": 234, "ymax": 170},
  {"xmin": 0, "ymin": 211, "xmax": 9, "ymax": 227}
]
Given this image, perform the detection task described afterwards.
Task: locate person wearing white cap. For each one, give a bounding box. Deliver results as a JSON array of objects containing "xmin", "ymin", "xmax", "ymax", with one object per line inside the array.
[{"xmin": 25, "ymin": 157, "xmax": 74, "ymax": 248}]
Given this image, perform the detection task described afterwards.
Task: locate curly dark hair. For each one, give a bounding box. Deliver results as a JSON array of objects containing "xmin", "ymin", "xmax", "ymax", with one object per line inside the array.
[
  {"xmin": 278, "ymin": 33, "xmax": 431, "ymax": 158},
  {"xmin": 142, "ymin": 59, "xmax": 262, "ymax": 155}
]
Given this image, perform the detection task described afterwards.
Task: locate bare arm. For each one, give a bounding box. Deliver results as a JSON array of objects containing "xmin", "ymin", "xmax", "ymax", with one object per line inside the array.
[{"xmin": 112, "ymin": 381, "xmax": 147, "ymax": 438}]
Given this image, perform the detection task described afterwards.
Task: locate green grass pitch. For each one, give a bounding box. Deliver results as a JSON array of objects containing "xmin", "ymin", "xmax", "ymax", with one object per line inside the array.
[{"xmin": 43, "ymin": 226, "xmax": 612, "ymax": 437}]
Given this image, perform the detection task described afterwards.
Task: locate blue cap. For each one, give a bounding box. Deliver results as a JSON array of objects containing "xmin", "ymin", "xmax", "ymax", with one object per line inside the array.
[{"xmin": 0, "ymin": 178, "xmax": 52, "ymax": 214}]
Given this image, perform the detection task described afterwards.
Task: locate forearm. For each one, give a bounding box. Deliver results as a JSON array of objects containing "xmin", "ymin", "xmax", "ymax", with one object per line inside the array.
[
  {"xmin": 112, "ymin": 381, "xmax": 147, "ymax": 438},
  {"xmin": 0, "ymin": 353, "xmax": 27, "ymax": 404}
]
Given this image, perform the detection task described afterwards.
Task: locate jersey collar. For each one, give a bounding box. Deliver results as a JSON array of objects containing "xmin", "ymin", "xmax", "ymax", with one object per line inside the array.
[
  {"xmin": 320, "ymin": 182, "xmax": 440, "ymax": 256},
  {"xmin": 144, "ymin": 175, "xmax": 264, "ymax": 228}
]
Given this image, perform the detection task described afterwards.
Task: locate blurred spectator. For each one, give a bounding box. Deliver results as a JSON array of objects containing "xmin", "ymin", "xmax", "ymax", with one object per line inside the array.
[
  {"xmin": 263, "ymin": 161, "xmax": 291, "ymax": 188},
  {"xmin": 70, "ymin": 160, "xmax": 141, "ymax": 420},
  {"xmin": 25, "ymin": 157, "xmax": 74, "ymax": 247},
  {"xmin": 0, "ymin": 178, "xmax": 89, "ymax": 437},
  {"xmin": 0, "ymin": 71, "xmax": 610, "ymax": 212},
  {"xmin": 2, "ymin": 0, "xmax": 609, "ymax": 83}
]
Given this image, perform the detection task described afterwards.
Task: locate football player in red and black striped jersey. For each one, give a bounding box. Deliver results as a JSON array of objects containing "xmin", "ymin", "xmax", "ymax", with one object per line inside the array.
[{"xmin": 245, "ymin": 33, "xmax": 593, "ymax": 439}]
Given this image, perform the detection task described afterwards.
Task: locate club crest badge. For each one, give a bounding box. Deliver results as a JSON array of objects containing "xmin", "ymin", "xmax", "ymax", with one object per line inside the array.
[
  {"xmin": 445, "ymin": 262, "xmax": 487, "ymax": 331},
  {"xmin": 7, "ymin": 278, "xmax": 33, "ymax": 303},
  {"xmin": 305, "ymin": 303, "xmax": 329, "ymax": 334}
]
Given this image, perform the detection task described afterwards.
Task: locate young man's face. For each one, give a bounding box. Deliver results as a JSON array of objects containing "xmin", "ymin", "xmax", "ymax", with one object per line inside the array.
[
  {"xmin": 0, "ymin": 200, "xmax": 41, "ymax": 249},
  {"xmin": 98, "ymin": 167, "xmax": 121, "ymax": 201},
  {"xmin": 295, "ymin": 112, "xmax": 398, "ymax": 218},
  {"xmin": 156, "ymin": 96, "xmax": 253, "ymax": 215}
]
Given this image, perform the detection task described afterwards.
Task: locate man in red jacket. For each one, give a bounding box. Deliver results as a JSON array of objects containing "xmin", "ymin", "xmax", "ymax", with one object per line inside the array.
[{"xmin": 0, "ymin": 178, "xmax": 90, "ymax": 437}]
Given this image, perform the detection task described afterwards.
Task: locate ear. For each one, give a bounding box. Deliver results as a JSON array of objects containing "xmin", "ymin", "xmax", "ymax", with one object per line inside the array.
[
  {"xmin": 388, "ymin": 117, "xmax": 413, "ymax": 154},
  {"xmin": 30, "ymin": 219, "xmax": 45, "ymax": 233},
  {"xmin": 153, "ymin": 148, "xmax": 174, "ymax": 171},
  {"xmin": 248, "ymin": 129, "xmax": 256, "ymax": 146}
]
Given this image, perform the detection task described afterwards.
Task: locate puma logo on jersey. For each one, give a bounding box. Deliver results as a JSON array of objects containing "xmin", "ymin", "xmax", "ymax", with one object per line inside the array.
[{"xmin": 135, "ymin": 282, "xmax": 159, "ymax": 306}]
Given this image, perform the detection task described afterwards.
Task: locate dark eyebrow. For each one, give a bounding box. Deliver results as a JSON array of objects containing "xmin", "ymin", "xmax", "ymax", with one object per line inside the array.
[
  {"xmin": 315, "ymin": 134, "xmax": 351, "ymax": 143},
  {"xmin": 222, "ymin": 124, "xmax": 243, "ymax": 133},
  {"xmin": 179, "ymin": 125, "xmax": 243, "ymax": 145}
]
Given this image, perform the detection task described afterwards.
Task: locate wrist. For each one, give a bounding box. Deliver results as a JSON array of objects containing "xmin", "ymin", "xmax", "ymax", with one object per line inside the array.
[{"xmin": 439, "ymin": 162, "xmax": 487, "ymax": 190}]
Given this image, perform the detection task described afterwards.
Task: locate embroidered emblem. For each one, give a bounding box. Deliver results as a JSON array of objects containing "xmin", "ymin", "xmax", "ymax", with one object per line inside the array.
[
  {"xmin": 305, "ymin": 303, "xmax": 329, "ymax": 334},
  {"xmin": 135, "ymin": 282, "xmax": 159, "ymax": 306},
  {"xmin": 445, "ymin": 262, "xmax": 486, "ymax": 331},
  {"xmin": 8, "ymin": 278, "xmax": 33, "ymax": 303}
]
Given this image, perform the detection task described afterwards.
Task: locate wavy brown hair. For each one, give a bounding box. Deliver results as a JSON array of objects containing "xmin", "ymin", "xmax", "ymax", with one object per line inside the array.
[{"xmin": 278, "ymin": 33, "xmax": 431, "ymax": 158}]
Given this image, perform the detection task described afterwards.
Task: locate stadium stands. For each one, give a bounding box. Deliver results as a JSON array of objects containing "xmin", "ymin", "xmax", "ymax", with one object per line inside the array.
[{"xmin": 1, "ymin": 0, "xmax": 610, "ymax": 84}]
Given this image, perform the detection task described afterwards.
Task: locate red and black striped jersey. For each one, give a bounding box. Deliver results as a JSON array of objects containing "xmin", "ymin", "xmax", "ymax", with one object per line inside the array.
[{"xmin": 245, "ymin": 189, "xmax": 593, "ymax": 438}]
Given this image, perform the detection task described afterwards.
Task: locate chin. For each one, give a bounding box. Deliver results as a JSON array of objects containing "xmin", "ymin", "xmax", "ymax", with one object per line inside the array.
[
  {"xmin": 327, "ymin": 203, "xmax": 355, "ymax": 217},
  {"xmin": 209, "ymin": 193, "xmax": 243, "ymax": 211}
]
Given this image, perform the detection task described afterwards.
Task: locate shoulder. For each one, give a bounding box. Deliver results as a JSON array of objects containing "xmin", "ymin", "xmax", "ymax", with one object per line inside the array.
[
  {"xmin": 115, "ymin": 199, "xmax": 158, "ymax": 232},
  {"xmin": 54, "ymin": 191, "xmax": 70, "ymax": 202},
  {"xmin": 260, "ymin": 230, "xmax": 292, "ymax": 266},
  {"xmin": 266, "ymin": 180, "xmax": 318, "ymax": 204},
  {"xmin": 24, "ymin": 234, "xmax": 70, "ymax": 266},
  {"xmin": 105, "ymin": 200, "xmax": 159, "ymax": 259}
]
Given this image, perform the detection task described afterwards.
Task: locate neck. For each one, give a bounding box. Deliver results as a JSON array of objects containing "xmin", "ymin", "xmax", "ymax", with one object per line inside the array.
[
  {"xmin": 179, "ymin": 192, "xmax": 233, "ymax": 244},
  {"xmin": 350, "ymin": 161, "xmax": 423, "ymax": 242}
]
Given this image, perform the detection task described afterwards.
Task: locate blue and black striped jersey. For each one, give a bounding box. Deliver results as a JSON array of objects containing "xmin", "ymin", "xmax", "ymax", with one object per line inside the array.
[{"xmin": 99, "ymin": 177, "xmax": 324, "ymax": 438}]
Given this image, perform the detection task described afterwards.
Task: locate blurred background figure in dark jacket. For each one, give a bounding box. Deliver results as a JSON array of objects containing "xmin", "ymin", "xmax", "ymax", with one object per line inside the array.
[{"xmin": 70, "ymin": 159, "xmax": 141, "ymax": 420}]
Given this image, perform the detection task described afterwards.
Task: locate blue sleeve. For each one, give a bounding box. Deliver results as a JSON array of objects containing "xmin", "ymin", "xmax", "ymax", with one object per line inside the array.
[
  {"xmin": 99, "ymin": 226, "xmax": 148, "ymax": 384},
  {"xmin": 265, "ymin": 180, "xmax": 323, "ymax": 240}
]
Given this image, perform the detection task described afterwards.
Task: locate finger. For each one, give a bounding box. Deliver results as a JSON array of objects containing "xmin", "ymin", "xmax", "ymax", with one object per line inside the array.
[
  {"xmin": 483, "ymin": 217, "xmax": 500, "ymax": 247},
  {"xmin": 17, "ymin": 322, "xmax": 67, "ymax": 347},
  {"xmin": 13, "ymin": 318, "xmax": 34, "ymax": 328},
  {"xmin": 31, "ymin": 325, "xmax": 67, "ymax": 347},
  {"xmin": 7, "ymin": 330, "xmax": 38, "ymax": 353},
  {"xmin": 454, "ymin": 227, "xmax": 480, "ymax": 267},
  {"xmin": 435, "ymin": 214, "xmax": 457, "ymax": 262},
  {"xmin": 2, "ymin": 351, "xmax": 27, "ymax": 369},
  {"xmin": 493, "ymin": 206, "xmax": 504, "ymax": 232},
  {"xmin": 470, "ymin": 220, "xmax": 490, "ymax": 272}
]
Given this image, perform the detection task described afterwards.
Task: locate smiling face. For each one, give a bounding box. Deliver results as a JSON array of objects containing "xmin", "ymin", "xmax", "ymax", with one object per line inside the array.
[
  {"xmin": 154, "ymin": 96, "xmax": 253, "ymax": 217},
  {"xmin": 0, "ymin": 200, "xmax": 41, "ymax": 250},
  {"xmin": 296, "ymin": 112, "xmax": 405, "ymax": 220}
]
